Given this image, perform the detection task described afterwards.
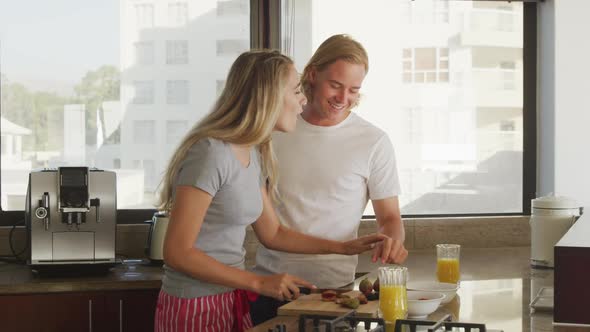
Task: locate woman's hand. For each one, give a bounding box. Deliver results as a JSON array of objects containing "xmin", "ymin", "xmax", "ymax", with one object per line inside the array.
[
  {"xmin": 340, "ymin": 233, "xmax": 389, "ymax": 255},
  {"xmin": 253, "ymin": 274, "xmax": 316, "ymax": 301}
]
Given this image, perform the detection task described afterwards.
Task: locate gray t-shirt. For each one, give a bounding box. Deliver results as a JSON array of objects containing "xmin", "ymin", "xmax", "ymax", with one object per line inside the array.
[{"xmin": 162, "ymin": 138, "xmax": 264, "ymax": 298}]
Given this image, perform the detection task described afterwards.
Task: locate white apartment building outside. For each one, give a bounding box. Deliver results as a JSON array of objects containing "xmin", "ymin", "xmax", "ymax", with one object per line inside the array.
[
  {"xmin": 113, "ymin": 0, "xmax": 250, "ymax": 201},
  {"xmin": 0, "ymin": 117, "xmax": 32, "ymax": 208}
]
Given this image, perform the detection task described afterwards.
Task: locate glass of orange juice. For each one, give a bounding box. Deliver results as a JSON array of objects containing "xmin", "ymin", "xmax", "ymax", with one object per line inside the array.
[
  {"xmin": 436, "ymin": 244, "xmax": 461, "ymax": 284},
  {"xmin": 378, "ymin": 266, "xmax": 408, "ymax": 327}
]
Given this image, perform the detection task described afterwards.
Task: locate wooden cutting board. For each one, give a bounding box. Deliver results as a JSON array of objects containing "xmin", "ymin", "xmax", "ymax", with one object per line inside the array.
[{"xmin": 277, "ymin": 290, "xmax": 379, "ymax": 318}]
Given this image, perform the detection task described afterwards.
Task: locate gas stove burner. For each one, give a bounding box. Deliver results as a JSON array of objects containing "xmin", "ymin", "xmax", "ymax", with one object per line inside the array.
[
  {"xmin": 298, "ymin": 310, "xmax": 385, "ymax": 331},
  {"xmin": 292, "ymin": 312, "xmax": 499, "ymax": 332},
  {"xmin": 394, "ymin": 314, "xmax": 492, "ymax": 332}
]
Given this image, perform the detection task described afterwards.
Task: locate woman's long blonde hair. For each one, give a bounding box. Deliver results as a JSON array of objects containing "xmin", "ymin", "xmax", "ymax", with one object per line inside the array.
[
  {"xmin": 157, "ymin": 50, "xmax": 294, "ymax": 212},
  {"xmin": 301, "ymin": 34, "xmax": 369, "ymax": 105}
]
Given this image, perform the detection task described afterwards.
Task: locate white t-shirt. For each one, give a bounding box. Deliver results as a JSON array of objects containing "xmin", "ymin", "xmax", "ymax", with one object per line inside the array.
[{"xmin": 253, "ymin": 113, "xmax": 401, "ymax": 288}]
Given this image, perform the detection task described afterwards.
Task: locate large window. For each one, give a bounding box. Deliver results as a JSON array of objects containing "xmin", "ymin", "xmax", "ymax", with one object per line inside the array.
[
  {"xmin": 282, "ymin": 0, "xmax": 532, "ymax": 215},
  {"xmin": 0, "ymin": 0, "xmax": 535, "ymax": 224},
  {"xmin": 0, "ymin": 0, "xmax": 250, "ymax": 219}
]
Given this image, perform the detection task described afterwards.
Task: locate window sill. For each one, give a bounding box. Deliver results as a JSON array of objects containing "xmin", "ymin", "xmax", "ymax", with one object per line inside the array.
[{"xmin": 359, "ymin": 215, "xmax": 530, "ymax": 249}]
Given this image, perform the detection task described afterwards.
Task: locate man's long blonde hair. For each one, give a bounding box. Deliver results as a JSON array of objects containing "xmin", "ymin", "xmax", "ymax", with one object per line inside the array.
[
  {"xmin": 157, "ymin": 50, "xmax": 293, "ymax": 212},
  {"xmin": 301, "ymin": 34, "xmax": 369, "ymax": 104}
]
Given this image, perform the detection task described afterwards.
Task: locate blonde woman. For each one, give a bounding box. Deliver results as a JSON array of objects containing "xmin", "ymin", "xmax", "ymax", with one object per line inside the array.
[{"xmin": 154, "ymin": 50, "xmax": 390, "ymax": 332}]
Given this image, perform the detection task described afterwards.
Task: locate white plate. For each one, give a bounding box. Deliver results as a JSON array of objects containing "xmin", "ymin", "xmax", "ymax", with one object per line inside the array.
[
  {"xmin": 406, "ymin": 281, "xmax": 459, "ymax": 304},
  {"xmin": 407, "ymin": 290, "xmax": 445, "ymax": 318}
]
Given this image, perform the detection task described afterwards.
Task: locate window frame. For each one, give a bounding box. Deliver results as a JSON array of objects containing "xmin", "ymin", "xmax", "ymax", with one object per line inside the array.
[{"xmin": 0, "ymin": 0, "xmax": 537, "ymax": 226}]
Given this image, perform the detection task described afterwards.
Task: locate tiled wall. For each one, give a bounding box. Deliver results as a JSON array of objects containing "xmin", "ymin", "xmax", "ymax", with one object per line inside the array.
[{"xmin": 0, "ymin": 216, "xmax": 530, "ymax": 267}]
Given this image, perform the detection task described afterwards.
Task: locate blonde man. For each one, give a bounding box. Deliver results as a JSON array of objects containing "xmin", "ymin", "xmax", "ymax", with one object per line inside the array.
[
  {"xmin": 251, "ymin": 35, "xmax": 408, "ymax": 324},
  {"xmin": 155, "ymin": 49, "xmax": 390, "ymax": 332}
]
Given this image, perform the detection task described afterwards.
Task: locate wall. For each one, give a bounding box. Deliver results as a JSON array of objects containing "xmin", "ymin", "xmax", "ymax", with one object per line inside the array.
[
  {"xmin": 538, "ymin": 0, "xmax": 590, "ymax": 208},
  {"xmin": 537, "ymin": 0, "xmax": 555, "ymax": 197}
]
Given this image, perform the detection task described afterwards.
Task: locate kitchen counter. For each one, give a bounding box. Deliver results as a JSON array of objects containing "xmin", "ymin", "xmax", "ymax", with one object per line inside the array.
[
  {"xmin": 250, "ymin": 247, "xmax": 587, "ymax": 332},
  {"xmin": 0, "ymin": 247, "xmax": 529, "ymax": 295},
  {"xmin": 0, "ymin": 248, "xmax": 585, "ymax": 331},
  {"xmin": 0, "ymin": 259, "xmax": 163, "ymax": 294}
]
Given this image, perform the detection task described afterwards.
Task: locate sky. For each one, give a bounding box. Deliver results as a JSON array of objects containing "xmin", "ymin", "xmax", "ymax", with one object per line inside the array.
[{"xmin": 0, "ymin": 0, "xmax": 119, "ymax": 94}]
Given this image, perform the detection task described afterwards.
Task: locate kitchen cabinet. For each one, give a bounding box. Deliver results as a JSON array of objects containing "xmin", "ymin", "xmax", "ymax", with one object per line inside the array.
[
  {"xmin": 101, "ymin": 289, "xmax": 160, "ymax": 332},
  {"xmin": 0, "ymin": 292, "xmax": 99, "ymax": 332},
  {"xmin": 0, "ymin": 289, "xmax": 159, "ymax": 332},
  {"xmin": 555, "ymin": 214, "xmax": 590, "ymax": 325}
]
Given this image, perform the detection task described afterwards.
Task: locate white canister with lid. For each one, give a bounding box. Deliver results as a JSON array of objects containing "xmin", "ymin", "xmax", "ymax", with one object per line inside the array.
[{"xmin": 530, "ymin": 195, "xmax": 583, "ymax": 268}]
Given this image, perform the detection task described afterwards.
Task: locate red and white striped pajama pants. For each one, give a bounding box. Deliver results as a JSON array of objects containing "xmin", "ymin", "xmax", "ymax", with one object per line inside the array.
[{"xmin": 154, "ymin": 289, "xmax": 255, "ymax": 332}]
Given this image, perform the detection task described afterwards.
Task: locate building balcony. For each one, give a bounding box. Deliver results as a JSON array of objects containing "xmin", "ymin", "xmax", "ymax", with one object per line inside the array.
[
  {"xmin": 452, "ymin": 68, "xmax": 522, "ymax": 108},
  {"xmin": 453, "ymin": 9, "xmax": 522, "ymax": 48},
  {"xmin": 473, "ymin": 68, "xmax": 522, "ymax": 107}
]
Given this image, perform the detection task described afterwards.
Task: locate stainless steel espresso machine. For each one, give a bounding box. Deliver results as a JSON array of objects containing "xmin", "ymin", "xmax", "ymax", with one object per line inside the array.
[{"xmin": 25, "ymin": 167, "xmax": 117, "ymax": 272}]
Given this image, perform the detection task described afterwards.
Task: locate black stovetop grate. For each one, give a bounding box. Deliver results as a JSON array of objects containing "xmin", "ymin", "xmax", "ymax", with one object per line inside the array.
[
  {"xmin": 394, "ymin": 314, "xmax": 487, "ymax": 332},
  {"xmin": 278, "ymin": 312, "xmax": 490, "ymax": 332},
  {"xmin": 298, "ymin": 310, "xmax": 385, "ymax": 331}
]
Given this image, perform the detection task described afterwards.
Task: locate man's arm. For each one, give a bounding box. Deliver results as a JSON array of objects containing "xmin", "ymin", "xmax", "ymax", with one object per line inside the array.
[{"xmin": 370, "ymin": 196, "xmax": 408, "ymax": 264}]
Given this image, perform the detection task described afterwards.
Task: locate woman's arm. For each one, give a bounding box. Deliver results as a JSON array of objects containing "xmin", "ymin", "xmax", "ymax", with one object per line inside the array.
[
  {"xmin": 252, "ymin": 186, "xmax": 390, "ymax": 257},
  {"xmin": 164, "ymin": 186, "xmax": 315, "ymax": 300}
]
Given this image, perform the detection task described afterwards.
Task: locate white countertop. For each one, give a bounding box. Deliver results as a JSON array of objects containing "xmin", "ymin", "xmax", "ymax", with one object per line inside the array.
[{"xmin": 251, "ymin": 247, "xmax": 588, "ymax": 332}]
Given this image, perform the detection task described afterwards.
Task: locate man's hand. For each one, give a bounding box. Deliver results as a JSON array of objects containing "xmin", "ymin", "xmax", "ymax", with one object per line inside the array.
[
  {"xmin": 340, "ymin": 233, "xmax": 389, "ymax": 255},
  {"xmin": 371, "ymin": 238, "xmax": 408, "ymax": 264}
]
